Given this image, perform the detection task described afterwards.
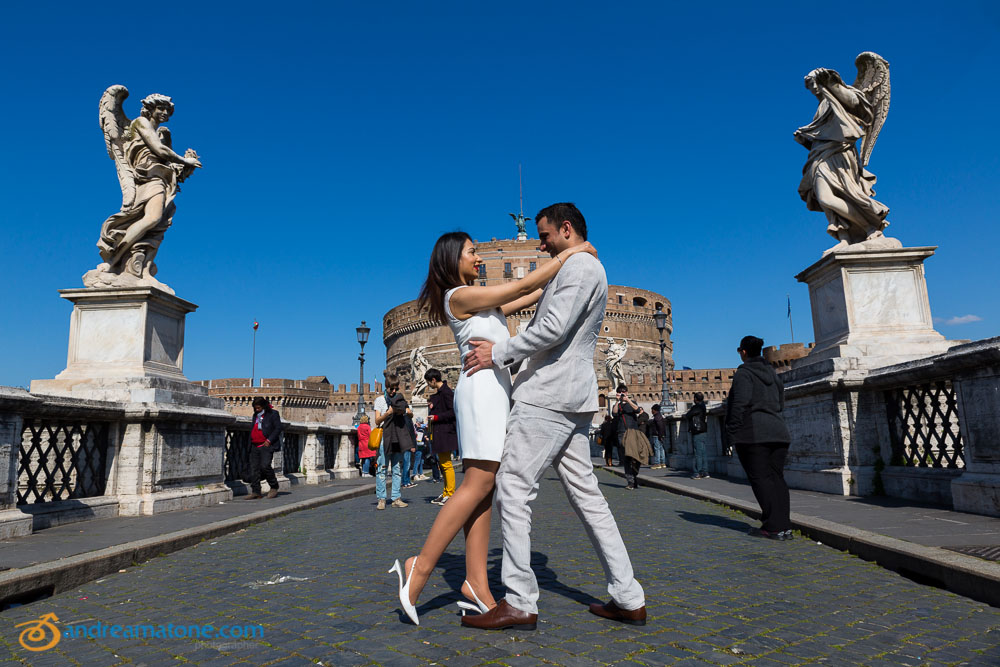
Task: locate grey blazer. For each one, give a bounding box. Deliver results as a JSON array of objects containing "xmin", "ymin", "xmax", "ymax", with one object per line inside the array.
[{"xmin": 492, "ymin": 252, "xmax": 607, "ymax": 414}]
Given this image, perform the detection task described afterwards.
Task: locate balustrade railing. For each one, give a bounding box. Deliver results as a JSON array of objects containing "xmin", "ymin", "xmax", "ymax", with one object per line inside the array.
[
  {"xmin": 884, "ymin": 381, "xmax": 964, "ymax": 469},
  {"xmin": 18, "ymin": 419, "xmax": 111, "ymax": 505},
  {"xmin": 223, "ymin": 425, "xmax": 252, "ymax": 482},
  {"xmin": 282, "ymin": 432, "xmax": 302, "ymax": 475},
  {"xmin": 323, "ymin": 433, "xmax": 339, "ymax": 470}
]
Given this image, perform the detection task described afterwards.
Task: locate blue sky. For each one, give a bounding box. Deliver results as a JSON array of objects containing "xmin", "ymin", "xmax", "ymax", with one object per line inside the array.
[{"xmin": 2, "ymin": 1, "xmax": 998, "ymax": 388}]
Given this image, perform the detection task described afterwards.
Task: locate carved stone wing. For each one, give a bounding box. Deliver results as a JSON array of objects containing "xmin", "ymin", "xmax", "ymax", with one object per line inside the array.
[
  {"xmin": 98, "ymin": 85, "xmax": 136, "ymax": 209},
  {"xmin": 853, "ymin": 52, "xmax": 891, "ymax": 166}
]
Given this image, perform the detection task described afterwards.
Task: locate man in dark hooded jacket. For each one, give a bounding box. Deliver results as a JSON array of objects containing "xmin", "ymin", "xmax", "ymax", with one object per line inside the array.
[{"xmin": 726, "ymin": 335, "xmax": 793, "ymax": 540}]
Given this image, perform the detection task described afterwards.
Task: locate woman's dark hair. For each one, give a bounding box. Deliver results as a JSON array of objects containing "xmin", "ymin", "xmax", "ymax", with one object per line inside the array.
[
  {"xmin": 252, "ymin": 397, "xmax": 269, "ymax": 410},
  {"xmin": 424, "ymin": 368, "xmax": 443, "ymax": 383},
  {"xmin": 417, "ymin": 231, "xmax": 473, "ymax": 325}
]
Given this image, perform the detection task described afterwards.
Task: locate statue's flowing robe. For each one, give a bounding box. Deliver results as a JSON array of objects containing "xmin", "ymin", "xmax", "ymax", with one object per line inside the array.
[
  {"xmin": 97, "ymin": 123, "xmax": 181, "ymax": 264},
  {"xmin": 794, "ymin": 89, "xmax": 889, "ymax": 241}
]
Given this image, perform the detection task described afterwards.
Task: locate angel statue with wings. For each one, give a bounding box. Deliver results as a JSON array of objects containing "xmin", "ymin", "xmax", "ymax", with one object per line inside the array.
[
  {"xmin": 604, "ymin": 337, "xmax": 628, "ymax": 390},
  {"xmin": 83, "ymin": 85, "xmax": 202, "ymax": 294},
  {"xmin": 410, "ymin": 346, "xmax": 431, "ymax": 397},
  {"xmin": 794, "ymin": 52, "xmax": 897, "ymax": 254}
]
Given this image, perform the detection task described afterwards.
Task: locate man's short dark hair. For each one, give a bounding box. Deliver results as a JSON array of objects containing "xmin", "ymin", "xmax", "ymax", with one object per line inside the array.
[
  {"xmin": 693, "ymin": 392, "xmax": 704, "ymax": 402},
  {"xmin": 739, "ymin": 336, "xmax": 764, "ymax": 357},
  {"xmin": 616, "ymin": 383, "xmax": 628, "ymax": 393},
  {"xmin": 535, "ymin": 202, "xmax": 587, "ymax": 241},
  {"xmin": 652, "ymin": 404, "xmax": 661, "ymax": 413},
  {"xmin": 424, "ymin": 368, "xmax": 442, "ymax": 383},
  {"xmin": 385, "ymin": 372, "xmax": 400, "ymax": 390}
]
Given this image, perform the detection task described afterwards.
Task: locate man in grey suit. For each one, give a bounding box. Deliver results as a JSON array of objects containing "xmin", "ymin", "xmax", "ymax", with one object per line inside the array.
[{"xmin": 461, "ymin": 202, "xmax": 646, "ymax": 631}]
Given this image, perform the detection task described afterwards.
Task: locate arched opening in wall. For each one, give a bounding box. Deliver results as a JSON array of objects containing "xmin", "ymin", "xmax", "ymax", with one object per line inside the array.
[
  {"xmin": 632, "ymin": 297, "xmax": 647, "ymax": 307},
  {"xmin": 654, "ymin": 302, "xmax": 664, "ymax": 310},
  {"xmin": 598, "ymin": 394, "xmax": 607, "ymax": 408}
]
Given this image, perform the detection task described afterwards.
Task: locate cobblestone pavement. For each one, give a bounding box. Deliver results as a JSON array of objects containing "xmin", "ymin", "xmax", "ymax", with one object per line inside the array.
[{"xmin": 2, "ymin": 469, "xmax": 999, "ymax": 666}]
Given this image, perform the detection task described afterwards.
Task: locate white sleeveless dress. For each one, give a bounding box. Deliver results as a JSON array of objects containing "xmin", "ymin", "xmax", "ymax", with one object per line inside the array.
[{"xmin": 444, "ymin": 286, "xmax": 513, "ymax": 462}]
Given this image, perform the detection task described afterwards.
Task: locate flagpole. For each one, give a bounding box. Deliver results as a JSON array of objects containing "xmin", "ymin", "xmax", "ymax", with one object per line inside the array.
[
  {"xmin": 251, "ymin": 319, "xmax": 257, "ymax": 387},
  {"xmin": 787, "ymin": 294, "xmax": 795, "ymax": 343}
]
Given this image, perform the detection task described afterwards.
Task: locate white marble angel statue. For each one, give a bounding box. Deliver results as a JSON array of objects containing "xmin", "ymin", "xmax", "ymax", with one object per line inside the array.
[
  {"xmin": 410, "ymin": 346, "xmax": 431, "ymax": 397},
  {"xmin": 794, "ymin": 52, "xmax": 896, "ymax": 253},
  {"xmin": 604, "ymin": 337, "xmax": 628, "ymax": 390},
  {"xmin": 84, "ymin": 85, "xmax": 202, "ymax": 294}
]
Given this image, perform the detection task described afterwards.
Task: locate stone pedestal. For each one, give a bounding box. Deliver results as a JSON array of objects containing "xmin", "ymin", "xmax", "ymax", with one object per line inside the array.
[
  {"xmin": 410, "ymin": 397, "xmax": 429, "ymax": 424},
  {"xmin": 32, "ymin": 287, "xmax": 201, "ymax": 402},
  {"xmin": 30, "ymin": 287, "xmax": 233, "ymax": 517},
  {"xmin": 795, "ymin": 246, "xmax": 952, "ymax": 371},
  {"xmin": 780, "ymin": 246, "xmax": 957, "ymax": 497}
]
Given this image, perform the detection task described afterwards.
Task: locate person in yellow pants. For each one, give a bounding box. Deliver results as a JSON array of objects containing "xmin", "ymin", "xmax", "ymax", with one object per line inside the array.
[
  {"xmin": 436, "ymin": 451, "xmax": 456, "ymax": 504},
  {"xmin": 426, "ymin": 370, "xmax": 457, "ymax": 506}
]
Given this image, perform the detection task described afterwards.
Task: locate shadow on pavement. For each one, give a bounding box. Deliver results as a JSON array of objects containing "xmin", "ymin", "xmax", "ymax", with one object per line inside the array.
[
  {"xmin": 674, "ymin": 510, "xmax": 751, "ymax": 533},
  {"xmin": 414, "ymin": 548, "xmax": 603, "ymax": 618}
]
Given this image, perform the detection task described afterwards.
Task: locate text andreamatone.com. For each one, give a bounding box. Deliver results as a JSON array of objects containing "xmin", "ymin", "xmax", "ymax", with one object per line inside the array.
[{"xmin": 62, "ymin": 622, "xmax": 264, "ymax": 640}]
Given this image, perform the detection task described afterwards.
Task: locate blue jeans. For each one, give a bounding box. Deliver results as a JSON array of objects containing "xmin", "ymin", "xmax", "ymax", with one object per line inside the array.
[
  {"xmin": 650, "ymin": 436, "xmax": 666, "ymax": 466},
  {"xmin": 360, "ymin": 457, "xmax": 372, "ymax": 475},
  {"xmin": 692, "ymin": 432, "xmax": 709, "ymax": 475},
  {"xmin": 402, "ymin": 450, "xmax": 412, "ymax": 485},
  {"xmin": 376, "ymin": 449, "xmax": 403, "ymax": 501},
  {"xmin": 412, "ymin": 450, "xmax": 424, "ymax": 477}
]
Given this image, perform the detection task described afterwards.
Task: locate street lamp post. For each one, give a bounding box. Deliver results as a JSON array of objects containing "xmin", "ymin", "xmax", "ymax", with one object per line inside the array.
[
  {"xmin": 653, "ymin": 305, "xmax": 674, "ymax": 414},
  {"xmin": 354, "ymin": 320, "xmax": 371, "ymax": 427}
]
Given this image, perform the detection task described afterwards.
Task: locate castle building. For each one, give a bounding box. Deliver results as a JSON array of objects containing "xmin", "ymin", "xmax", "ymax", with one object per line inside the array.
[{"xmin": 763, "ymin": 342, "xmax": 816, "ymax": 373}]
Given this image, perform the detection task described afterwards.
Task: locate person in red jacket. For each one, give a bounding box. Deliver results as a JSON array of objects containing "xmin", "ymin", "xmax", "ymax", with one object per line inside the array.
[
  {"xmin": 357, "ymin": 414, "xmax": 375, "ymax": 476},
  {"xmin": 247, "ymin": 397, "xmax": 283, "ymax": 500}
]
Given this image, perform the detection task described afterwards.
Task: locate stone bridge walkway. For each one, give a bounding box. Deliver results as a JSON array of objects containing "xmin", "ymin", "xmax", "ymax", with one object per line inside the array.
[{"xmin": 2, "ymin": 469, "xmax": 998, "ymax": 666}]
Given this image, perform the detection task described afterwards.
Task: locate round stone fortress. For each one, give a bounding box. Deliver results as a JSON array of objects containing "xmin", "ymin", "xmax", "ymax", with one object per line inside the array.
[{"xmin": 383, "ymin": 237, "xmax": 673, "ymax": 402}]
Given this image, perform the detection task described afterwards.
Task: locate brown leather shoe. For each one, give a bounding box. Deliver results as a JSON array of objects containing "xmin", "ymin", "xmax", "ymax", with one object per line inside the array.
[
  {"xmin": 266, "ymin": 489, "xmax": 278, "ymax": 499},
  {"xmin": 461, "ymin": 599, "xmax": 537, "ymax": 631},
  {"xmin": 589, "ymin": 600, "xmax": 646, "ymax": 626},
  {"xmin": 245, "ymin": 493, "xmax": 263, "ymax": 500}
]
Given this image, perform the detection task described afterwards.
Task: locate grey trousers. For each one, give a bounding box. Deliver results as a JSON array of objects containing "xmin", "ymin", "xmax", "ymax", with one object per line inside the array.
[{"xmin": 496, "ymin": 402, "xmax": 645, "ymax": 614}]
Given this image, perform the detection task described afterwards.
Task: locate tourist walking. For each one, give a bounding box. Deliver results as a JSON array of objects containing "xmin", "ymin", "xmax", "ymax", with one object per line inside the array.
[
  {"xmin": 614, "ymin": 384, "xmax": 644, "ymax": 489},
  {"xmin": 374, "ymin": 374, "xmax": 412, "ymax": 510},
  {"xmin": 402, "ymin": 413, "xmax": 418, "ymax": 489},
  {"xmin": 246, "ymin": 397, "xmax": 283, "ymax": 500},
  {"xmin": 726, "ymin": 336, "xmax": 793, "ymax": 541},
  {"xmin": 412, "ymin": 417, "xmax": 428, "ymax": 480},
  {"xmin": 648, "ymin": 404, "xmax": 668, "ymax": 469},
  {"xmin": 461, "ymin": 203, "xmax": 645, "ymax": 630},
  {"xmin": 388, "ymin": 227, "xmax": 596, "ymax": 626},
  {"xmin": 599, "ymin": 414, "xmax": 616, "ymax": 466},
  {"xmin": 357, "ymin": 414, "xmax": 375, "ymax": 476},
  {"xmin": 426, "ymin": 369, "xmax": 457, "ymax": 505},
  {"xmin": 686, "ymin": 393, "xmax": 710, "ymax": 478}
]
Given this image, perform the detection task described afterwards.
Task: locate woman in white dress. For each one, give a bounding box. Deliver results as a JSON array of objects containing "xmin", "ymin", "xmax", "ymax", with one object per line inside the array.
[{"xmin": 389, "ymin": 231, "xmax": 596, "ymax": 625}]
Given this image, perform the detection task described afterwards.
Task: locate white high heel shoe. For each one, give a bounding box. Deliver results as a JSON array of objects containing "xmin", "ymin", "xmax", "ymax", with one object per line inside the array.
[
  {"xmin": 456, "ymin": 579, "xmax": 491, "ymax": 615},
  {"xmin": 388, "ymin": 558, "xmax": 420, "ymax": 625}
]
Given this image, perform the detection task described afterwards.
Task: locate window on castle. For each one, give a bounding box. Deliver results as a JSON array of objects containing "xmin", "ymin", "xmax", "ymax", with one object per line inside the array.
[
  {"xmin": 480, "ymin": 281, "xmax": 486, "ymax": 287},
  {"xmin": 478, "ymin": 265, "xmax": 486, "ymax": 278},
  {"xmin": 529, "ymin": 261, "xmax": 536, "ymax": 271}
]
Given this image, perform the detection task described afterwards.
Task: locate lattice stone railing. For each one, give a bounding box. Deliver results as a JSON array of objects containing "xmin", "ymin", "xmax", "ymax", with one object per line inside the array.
[
  {"xmin": 18, "ymin": 419, "xmax": 112, "ymax": 505},
  {"xmin": 884, "ymin": 381, "xmax": 964, "ymax": 469}
]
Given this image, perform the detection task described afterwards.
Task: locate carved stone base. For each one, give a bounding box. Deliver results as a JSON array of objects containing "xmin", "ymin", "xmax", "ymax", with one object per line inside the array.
[
  {"xmin": 794, "ymin": 246, "xmax": 955, "ymax": 373},
  {"xmin": 31, "ymin": 287, "xmax": 200, "ymax": 397},
  {"xmin": 83, "ymin": 263, "xmax": 175, "ymax": 295}
]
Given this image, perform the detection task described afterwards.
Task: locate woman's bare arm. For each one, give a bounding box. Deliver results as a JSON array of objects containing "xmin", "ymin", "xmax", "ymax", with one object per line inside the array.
[
  {"xmin": 501, "ymin": 289, "xmax": 543, "ymax": 316},
  {"xmin": 450, "ymin": 242, "xmax": 596, "ymax": 320}
]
